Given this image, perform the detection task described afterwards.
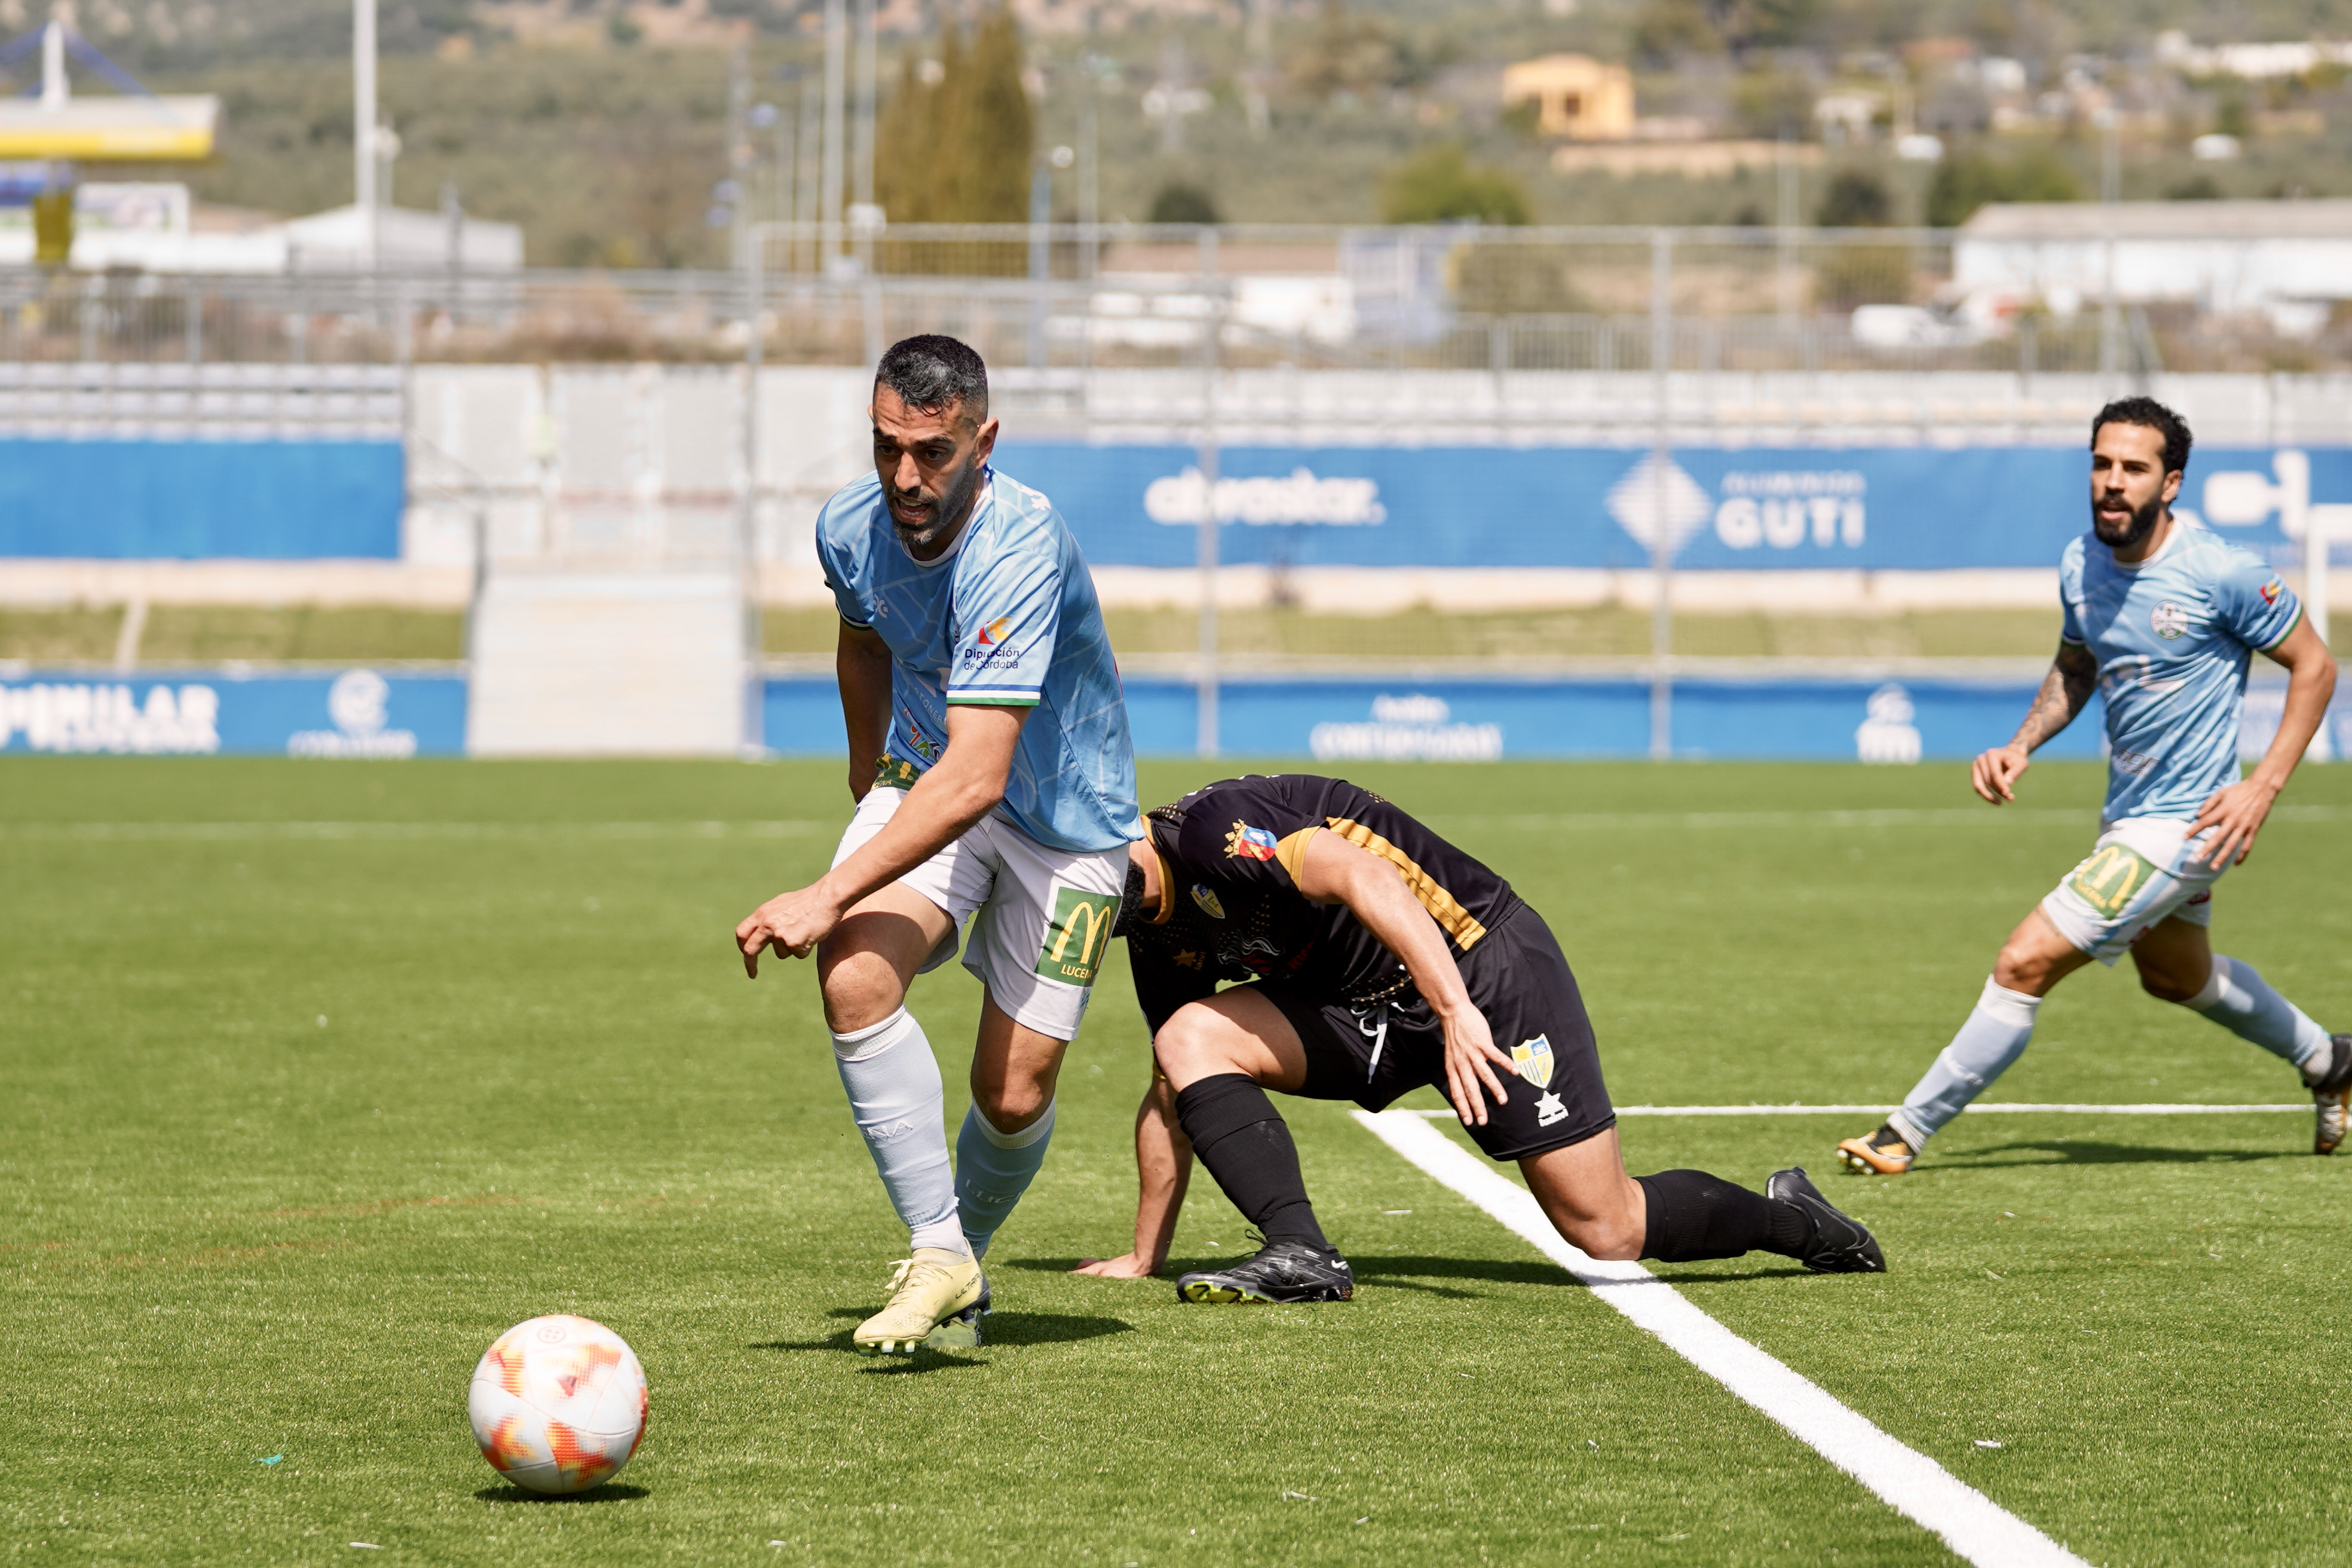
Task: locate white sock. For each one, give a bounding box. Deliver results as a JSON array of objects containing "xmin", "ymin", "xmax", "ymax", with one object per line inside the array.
[
  {"xmin": 2185, "ymin": 956, "xmax": 2333, "ymax": 1079},
  {"xmin": 954, "ymin": 1099, "xmax": 1056, "ymax": 1260},
  {"xmin": 1898, "ymin": 976, "xmax": 2044, "ymax": 1144},
  {"xmin": 831, "ymin": 1009, "xmax": 969, "ymax": 1257}
]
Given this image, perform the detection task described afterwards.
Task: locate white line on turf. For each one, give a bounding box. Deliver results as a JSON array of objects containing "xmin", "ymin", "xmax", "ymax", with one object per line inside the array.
[
  {"xmin": 0, "ymin": 820, "xmax": 832, "ymax": 840},
  {"xmin": 1353, "ymin": 1108, "xmax": 2093, "ymax": 1568},
  {"xmin": 1423, "ymin": 804, "xmax": 2348, "ymax": 832},
  {"xmin": 1407, "ymin": 1103, "xmax": 2305, "ymax": 1117}
]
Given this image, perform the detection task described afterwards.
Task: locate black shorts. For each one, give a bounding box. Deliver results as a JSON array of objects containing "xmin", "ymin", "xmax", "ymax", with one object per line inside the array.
[{"xmin": 1256, "ymin": 906, "xmax": 1614, "ymax": 1162}]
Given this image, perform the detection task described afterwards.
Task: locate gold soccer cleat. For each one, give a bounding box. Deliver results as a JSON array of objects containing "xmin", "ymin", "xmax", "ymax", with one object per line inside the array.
[
  {"xmin": 1835, "ymin": 1122, "xmax": 1916, "ymax": 1176},
  {"xmin": 853, "ymin": 1249, "xmax": 985, "ymax": 1355},
  {"xmin": 2313, "ymin": 1035, "xmax": 2352, "ymax": 1156}
]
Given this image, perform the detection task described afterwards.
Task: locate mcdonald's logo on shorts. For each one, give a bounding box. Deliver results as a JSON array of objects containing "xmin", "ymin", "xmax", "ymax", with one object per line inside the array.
[
  {"xmin": 1036, "ymin": 887, "xmax": 1119, "ymax": 986},
  {"xmin": 2065, "ymin": 842, "xmax": 2159, "ymax": 918}
]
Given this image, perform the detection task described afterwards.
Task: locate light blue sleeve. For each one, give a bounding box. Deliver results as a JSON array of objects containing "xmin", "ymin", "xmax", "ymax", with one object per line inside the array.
[
  {"xmin": 945, "ymin": 533, "xmax": 1061, "ymax": 708},
  {"xmin": 2057, "ymin": 539, "xmax": 2086, "ymax": 646},
  {"xmin": 815, "ymin": 500, "xmax": 873, "ymax": 629},
  {"xmin": 2212, "ymin": 548, "xmax": 2302, "ymax": 653}
]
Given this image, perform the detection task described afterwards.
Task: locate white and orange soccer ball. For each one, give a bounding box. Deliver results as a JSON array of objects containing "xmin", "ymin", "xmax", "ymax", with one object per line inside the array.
[{"xmin": 467, "ymin": 1315, "xmax": 648, "ymax": 1494}]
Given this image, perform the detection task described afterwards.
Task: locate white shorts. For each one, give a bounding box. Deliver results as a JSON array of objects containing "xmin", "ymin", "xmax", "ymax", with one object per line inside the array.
[
  {"xmin": 830, "ymin": 788, "xmax": 1128, "ymax": 1042},
  {"xmin": 2038, "ymin": 816, "xmax": 2222, "ymax": 966}
]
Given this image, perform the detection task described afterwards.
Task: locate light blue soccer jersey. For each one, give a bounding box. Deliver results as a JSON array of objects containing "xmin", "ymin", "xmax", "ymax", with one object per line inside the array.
[
  {"xmin": 2058, "ymin": 520, "xmax": 2304, "ymax": 822},
  {"xmin": 815, "ymin": 464, "xmax": 1141, "ymax": 855}
]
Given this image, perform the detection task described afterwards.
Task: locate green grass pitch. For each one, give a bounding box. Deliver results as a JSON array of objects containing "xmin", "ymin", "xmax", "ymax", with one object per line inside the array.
[{"xmin": 5, "ymin": 757, "xmax": 2351, "ymax": 1565}]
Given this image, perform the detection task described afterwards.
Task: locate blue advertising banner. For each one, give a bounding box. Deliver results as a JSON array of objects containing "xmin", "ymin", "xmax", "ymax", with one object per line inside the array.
[
  {"xmin": 0, "ymin": 669, "xmax": 466, "ymax": 756},
  {"xmin": 994, "ymin": 442, "xmax": 2348, "ymax": 572},
  {"xmin": 760, "ymin": 673, "xmax": 2157, "ymax": 762},
  {"xmin": 0, "ymin": 439, "xmax": 405, "ymax": 558}
]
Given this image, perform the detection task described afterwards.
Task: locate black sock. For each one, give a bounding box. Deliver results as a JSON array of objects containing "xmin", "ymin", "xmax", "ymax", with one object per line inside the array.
[
  {"xmin": 1172, "ymin": 1074, "xmax": 1330, "ymax": 1251},
  {"xmin": 1634, "ymin": 1169, "xmax": 1809, "ymax": 1262}
]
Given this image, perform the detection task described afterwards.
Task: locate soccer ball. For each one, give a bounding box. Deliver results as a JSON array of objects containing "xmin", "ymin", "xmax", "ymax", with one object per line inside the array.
[{"xmin": 467, "ymin": 1315, "xmax": 648, "ymax": 1494}]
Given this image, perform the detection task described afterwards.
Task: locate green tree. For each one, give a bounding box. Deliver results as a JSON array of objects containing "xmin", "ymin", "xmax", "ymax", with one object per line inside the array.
[
  {"xmin": 1924, "ymin": 143, "xmax": 2081, "ymax": 228},
  {"xmin": 1149, "ymin": 182, "xmax": 1221, "ymax": 223},
  {"xmin": 1816, "ymin": 170, "xmax": 1893, "ymax": 228},
  {"xmin": 939, "ymin": 5, "xmax": 1033, "ymax": 224},
  {"xmin": 875, "ymin": 36, "xmax": 954, "ymax": 226},
  {"xmin": 873, "ymin": 5, "xmax": 1030, "ymax": 226},
  {"xmin": 1380, "ymin": 143, "xmax": 1530, "ymax": 226},
  {"xmin": 1286, "ymin": 0, "xmax": 1402, "ymax": 101},
  {"xmin": 1451, "ymin": 243, "xmax": 1586, "ymax": 316}
]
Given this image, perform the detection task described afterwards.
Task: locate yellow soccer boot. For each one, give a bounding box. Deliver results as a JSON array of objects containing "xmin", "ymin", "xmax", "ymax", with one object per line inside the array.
[
  {"xmin": 1835, "ymin": 1121, "xmax": 1917, "ymax": 1175},
  {"xmin": 853, "ymin": 1248, "xmax": 985, "ymax": 1355}
]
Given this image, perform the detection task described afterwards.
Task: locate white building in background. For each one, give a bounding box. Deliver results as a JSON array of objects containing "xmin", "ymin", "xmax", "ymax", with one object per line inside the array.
[
  {"xmin": 0, "ymin": 182, "xmax": 523, "ymax": 272},
  {"xmin": 1953, "ymin": 200, "xmax": 2352, "ymax": 337}
]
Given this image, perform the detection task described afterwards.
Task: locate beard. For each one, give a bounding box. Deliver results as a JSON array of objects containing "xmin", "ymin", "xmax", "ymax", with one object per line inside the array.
[
  {"xmin": 887, "ymin": 454, "xmax": 986, "ymax": 554},
  {"xmin": 2092, "ymin": 491, "xmax": 2164, "ymax": 550}
]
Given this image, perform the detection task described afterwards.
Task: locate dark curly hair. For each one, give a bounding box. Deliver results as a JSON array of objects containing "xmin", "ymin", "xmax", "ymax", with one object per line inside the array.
[
  {"xmin": 875, "ymin": 334, "xmax": 988, "ymax": 426},
  {"xmin": 2092, "ymin": 396, "xmax": 2192, "ymax": 476}
]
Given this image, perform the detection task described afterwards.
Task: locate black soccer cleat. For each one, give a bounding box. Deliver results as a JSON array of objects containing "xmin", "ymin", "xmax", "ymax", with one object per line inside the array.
[
  {"xmin": 1175, "ymin": 1240, "xmax": 1355, "ymax": 1303},
  {"xmin": 1767, "ymin": 1166, "xmax": 1887, "ymax": 1275}
]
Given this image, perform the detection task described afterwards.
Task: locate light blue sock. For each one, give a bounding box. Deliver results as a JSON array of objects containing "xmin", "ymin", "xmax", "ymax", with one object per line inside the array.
[
  {"xmin": 954, "ymin": 1099, "xmax": 1056, "ymax": 1260},
  {"xmin": 2186, "ymin": 956, "xmax": 2333, "ymax": 1077},
  {"xmin": 832, "ymin": 1009, "xmax": 968, "ymax": 1257},
  {"xmin": 1894, "ymin": 977, "xmax": 2044, "ymax": 1147}
]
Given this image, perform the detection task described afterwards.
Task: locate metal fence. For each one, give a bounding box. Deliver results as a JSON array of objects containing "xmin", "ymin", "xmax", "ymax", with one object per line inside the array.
[{"xmin": 4, "ymin": 220, "xmax": 2334, "ymax": 377}]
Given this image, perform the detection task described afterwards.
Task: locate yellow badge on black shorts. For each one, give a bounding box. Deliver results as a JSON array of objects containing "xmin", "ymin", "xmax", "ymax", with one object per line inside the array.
[
  {"xmin": 2066, "ymin": 842, "xmax": 2159, "ymax": 917},
  {"xmin": 1036, "ymin": 887, "xmax": 1118, "ymax": 986}
]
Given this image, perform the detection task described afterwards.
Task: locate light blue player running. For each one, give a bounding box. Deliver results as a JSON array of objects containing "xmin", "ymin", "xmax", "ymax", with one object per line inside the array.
[
  {"xmin": 736, "ymin": 335, "xmax": 1140, "ymax": 1352},
  {"xmin": 1839, "ymin": 397, "xmax": 2347, "ymax": 1174}
]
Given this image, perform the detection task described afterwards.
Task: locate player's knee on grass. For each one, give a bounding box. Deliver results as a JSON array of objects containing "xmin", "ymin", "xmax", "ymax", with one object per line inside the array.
[
  {"xmin": 1150, "ymin": 1006, "xmax": 1240, "ymax": 1091},
  {"xmin": 1549, "ymin": 1203, "xmax": 1644, "ymax": 1262},
  {"xmin": 2136, "ymin": 961, "xmax": 2209, "ymax": 1006},
  {"xmin": 816, "ymin": 942, "xmax": 909, "ymax": 1034},
  {"xmin": 1992, "ymin": 925, "xmax": 2078, "ymax": 996},
  {"xmin": 969, "ymin": 1073, "xmax": 1054, "ymax": 1134}
]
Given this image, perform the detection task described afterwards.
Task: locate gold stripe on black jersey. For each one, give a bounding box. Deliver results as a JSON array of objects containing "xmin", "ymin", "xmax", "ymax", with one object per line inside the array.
[{"xmin": 1322, "ymin": 817, "xmax": 1488, "ymax": 951}]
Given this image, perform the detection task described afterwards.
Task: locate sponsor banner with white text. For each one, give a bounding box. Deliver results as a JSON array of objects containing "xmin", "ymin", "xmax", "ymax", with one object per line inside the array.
[
  {"xmin": 993, "ymin": 442, "xmax": 2347, "ymax": 572},
  {"xmin": 765, "ymin": 673, "xmax": 2345, "ymax": 762},
  {"xmin": 0, "ymin": 669, "xmax": 465, "ymax": 756}
]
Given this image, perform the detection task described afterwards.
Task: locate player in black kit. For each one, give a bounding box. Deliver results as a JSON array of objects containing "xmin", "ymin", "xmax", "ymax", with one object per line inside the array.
[{"xmin": 1072, "ymin": 774, "xmax": 1884, "ymax": 1301}]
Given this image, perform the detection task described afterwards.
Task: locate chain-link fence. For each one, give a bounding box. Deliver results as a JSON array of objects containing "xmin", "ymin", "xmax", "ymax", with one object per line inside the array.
[{"xmin": 7, "ymin": 219, "xmax": 2336, "ymax": 378}]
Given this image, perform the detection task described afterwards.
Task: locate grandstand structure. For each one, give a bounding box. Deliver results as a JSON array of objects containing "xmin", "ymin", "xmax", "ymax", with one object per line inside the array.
[{"xmin": 2, "ymin": 221, "xmax": 2348, "ymax": 760}]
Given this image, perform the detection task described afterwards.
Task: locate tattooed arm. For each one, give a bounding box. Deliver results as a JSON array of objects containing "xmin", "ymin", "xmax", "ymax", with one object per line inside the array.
[{"xmin": 1971, "ymin": 641, "xmax": 2097, "ymax": 806}]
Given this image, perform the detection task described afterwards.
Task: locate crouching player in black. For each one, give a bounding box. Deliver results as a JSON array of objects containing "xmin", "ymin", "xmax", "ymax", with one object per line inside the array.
[{"xmin": 1073, "ymin": 775, "xmax": 1884, "ymax": 1301}]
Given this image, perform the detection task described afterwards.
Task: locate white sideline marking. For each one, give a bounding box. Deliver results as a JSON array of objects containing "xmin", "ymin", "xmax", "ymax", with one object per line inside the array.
[
  {"xmin": 1408, "ymin": 1103, "xmax": 2305, "ymax": 1117},
  {"xmin": 1353, "ymin": 1108, "xmax": 2093, "ymax": 1568},
  {"xmin": 1428, "ymin": 804, "xmax": 2348, "ymax": 832},
  {"xmin": 0, "ymin": 820, "xmax": 831, "ymax": 840}
]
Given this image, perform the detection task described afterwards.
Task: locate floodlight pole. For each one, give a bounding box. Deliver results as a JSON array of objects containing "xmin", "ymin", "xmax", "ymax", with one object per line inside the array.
[
  {"xmin": 354, "ymin": 0, "xmax": 376, "ymax": 271},
  {"xmin": 1649, "ymin": 229, "xmax": 1674, "ymax": 763}
]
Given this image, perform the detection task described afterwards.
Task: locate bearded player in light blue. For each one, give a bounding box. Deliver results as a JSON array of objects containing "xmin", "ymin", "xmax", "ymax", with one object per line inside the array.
[
  {"xmin": 1839, "ymin": 397, "xmax": 2346, "ymax": 1175},
  {"xmin": 735, "ymin": 335, "xmax": 1141, "ymax": 1352}
]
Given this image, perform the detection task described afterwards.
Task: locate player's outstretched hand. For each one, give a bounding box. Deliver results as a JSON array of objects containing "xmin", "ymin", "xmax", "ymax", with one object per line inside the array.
[
  {"xmin": 1071, "ymin": 1252, "xmax": 1160, "ymax": 1279},
  {"xmin": 1439, "ymin": 1003, "xmax": 1516, "ymax": 1128},
  {"xmin": 1971, "ymin": 743, "xmax": 2031, "ymax": 804},
  {"xmin": 2191, "ymin": 777, "xmax": 2281, "ymax": 868},
  {"xmin": 734, "ymin": 886, "xmax": 843, "ymax": 977}
]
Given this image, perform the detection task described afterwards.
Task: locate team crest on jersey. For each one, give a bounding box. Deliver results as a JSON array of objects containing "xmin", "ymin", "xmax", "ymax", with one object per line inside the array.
[
  {"xmin": 1226, "ymin": 822, "xmax": 1279, "ymax": 860},
  {"xmin": 975, "ymin": 616, "xmax": 1013, "ymax": 646},
  {"xmin": 2150, "ymin": 601, "xmax": 2189, "ymax": 640},
  {"xmin": 1190, "ymin": 884, "xmax": 1226, "ymax": 920},
  {"xmin": 2260, "ymin": 576, "xmax": 2284, "ymax": 605}
]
